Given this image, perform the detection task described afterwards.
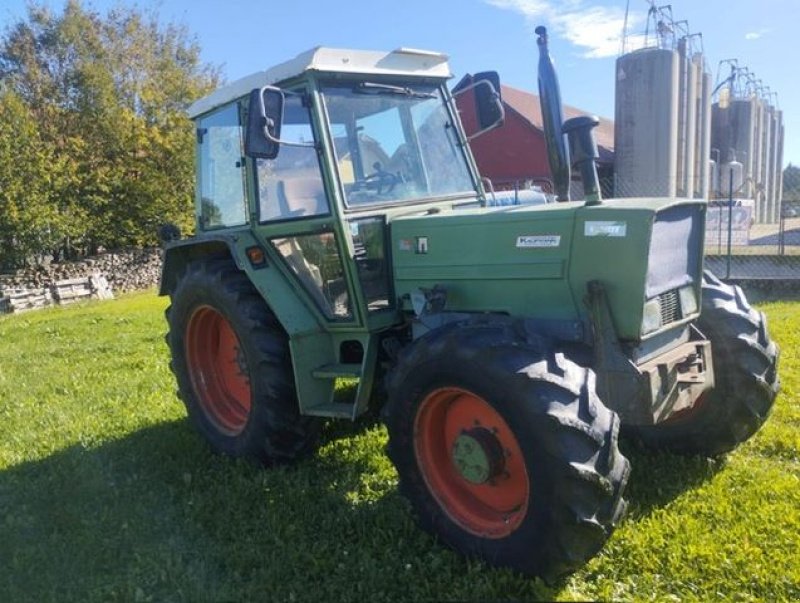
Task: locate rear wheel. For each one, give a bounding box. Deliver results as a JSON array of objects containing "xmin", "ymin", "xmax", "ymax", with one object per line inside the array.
[
  {"xmin": 166, "ymin": 258, "xmax": 320, "ymax": 464},
  {"xmin": 628, "ymin": 271, "xmax": 779, "ymax": 456},
  {"xmin": 384, "ymin": 318, "xmax": 629, "ymax": 581}
]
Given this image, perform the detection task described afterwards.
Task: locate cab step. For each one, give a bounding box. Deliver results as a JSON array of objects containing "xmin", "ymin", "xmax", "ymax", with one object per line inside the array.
[
  {"xmin": 304, "ymin": 402, "xmax": 358, "ymax": 418},
  {"xmin": 312, "ymin": 363, "xmax": 363, "ymax": 379}
]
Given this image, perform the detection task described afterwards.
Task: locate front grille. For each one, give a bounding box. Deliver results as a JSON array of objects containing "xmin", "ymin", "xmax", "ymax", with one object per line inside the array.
[
  {"xmin": 659, "ymin": 289, "xmax": 681, "ymax": 325},
  {"xmin": 646, "ymin": 203, "xmax": 703, "ymax": 299}
]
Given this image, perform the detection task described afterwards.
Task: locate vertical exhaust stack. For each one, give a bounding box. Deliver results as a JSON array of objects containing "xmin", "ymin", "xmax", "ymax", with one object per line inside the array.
[{"xmin": 535, "ymin": 26, "xmax": 571, "ymax": 201}]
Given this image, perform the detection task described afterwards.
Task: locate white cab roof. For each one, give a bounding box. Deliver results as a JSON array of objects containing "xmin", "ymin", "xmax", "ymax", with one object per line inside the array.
[{"xmin": 187, "ymin": 46, "xmax": 451, "ymax": 118}]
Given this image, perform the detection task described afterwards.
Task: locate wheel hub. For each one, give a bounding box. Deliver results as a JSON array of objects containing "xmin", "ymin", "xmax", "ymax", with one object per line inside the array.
[{"xmin": 452, "ymin": 428, "xmax": 506, "ymax": 485}]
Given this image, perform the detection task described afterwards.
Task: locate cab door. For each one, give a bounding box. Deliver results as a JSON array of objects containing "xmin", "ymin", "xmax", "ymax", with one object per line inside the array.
[{"xmin": 249, "ymin": 90, "xmax": 363, "ymax": 329}]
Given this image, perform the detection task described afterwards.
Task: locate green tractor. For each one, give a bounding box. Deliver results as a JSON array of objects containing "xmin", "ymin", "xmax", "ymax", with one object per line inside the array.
[{"xmin": 160, "ymin": 30, "xmax": 779, "ymax": 580}]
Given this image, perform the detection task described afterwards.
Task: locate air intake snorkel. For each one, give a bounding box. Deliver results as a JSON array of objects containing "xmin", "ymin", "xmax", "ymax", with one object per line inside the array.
[
  {"xmin": 536, "ymin": 26, "xmax": 602, "ymax": 206},
  {"xmin": 563, "ymin": 115, "xmax": 602, "ymax": 206}
]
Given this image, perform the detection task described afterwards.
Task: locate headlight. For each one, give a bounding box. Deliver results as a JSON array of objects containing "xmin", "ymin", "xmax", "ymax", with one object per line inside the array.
[
  {"xmin": 678, "ymin": 285, "xmax": 698, "ymax": 316},
  {"xmin": 642, "ymin": 298, "xmax": 662, "ymax": 335}
]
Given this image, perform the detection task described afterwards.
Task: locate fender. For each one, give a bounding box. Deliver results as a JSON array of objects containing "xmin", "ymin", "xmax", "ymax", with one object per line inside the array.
[{"xmin": 159, "ymin": 233, "xmax": 247, "ymax": 296}]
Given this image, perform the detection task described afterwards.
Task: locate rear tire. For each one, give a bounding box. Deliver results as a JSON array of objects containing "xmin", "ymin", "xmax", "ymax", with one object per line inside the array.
[
  {"xmin": 166, "ymin": 258, "xmax": 320, "ymax": 464},
  {"xmin": 627, "ymin": 271, "xmax": 779, "ymax": 456},
  {"xmin": 383, "ymin": 318, "xmax": 629, "ymax": 581}
]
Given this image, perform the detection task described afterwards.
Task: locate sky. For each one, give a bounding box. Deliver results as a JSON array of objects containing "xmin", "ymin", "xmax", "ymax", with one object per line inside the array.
[{"xmin": 2, "ymin": 0, "xmax": 797, "ymax": 166}]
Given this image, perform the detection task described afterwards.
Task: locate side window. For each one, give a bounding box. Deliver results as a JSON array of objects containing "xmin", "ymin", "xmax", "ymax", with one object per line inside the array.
[
  {"xmin": 412, "ymin": 100, "xmax": 473, "ymax": 196},
  {"xmin": 197, "ymin": 104, "xmax": 247, "ymax": 229},
  {"xmin": 257, "ymin": 94, "xmax": 330, "ymax": 221},
  {"xmin": 351, "ymin": 217, "xmax": 391, "ymax": 311},
  {"xmin": 356, "ymin": 107, "xmax": 403, "ymax": 174},
  {"xmin": 271, "ymin": 232, "xmax": 351, "ymax": 319}
]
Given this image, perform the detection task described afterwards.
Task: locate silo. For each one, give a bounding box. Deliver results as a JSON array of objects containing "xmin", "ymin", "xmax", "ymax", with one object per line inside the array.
[
  {"xmin": 682, "ymin": 53, "xmax": 699, "ymax": 198},
  {"xmin": 694, "ymin": 57, "xmax": 712, "ymax": 198},
  {"xmin": 614, "ymin": 48, "xmax": 680, "ymax": 197},
  {"xmin": 752, "ymin": 99, "xmax": 765, "ymax": 222},
  {"xmin": 775, "ymin": 111, "xmax": 785, "ymax": 219},
  {"xmin": 709, "ymin": 158, "xmax": 719, "ymax": 198},
  {"xmin": 768, "ymin": 107, "xmax": 781, "ymax": 222},
  {"xmin": 675, "ymin": 37, "xmax": 690, "ymax": 197},
  {"xmin": 711, "ymin": 104, "xmax": 729, "ymax": 167},
  {"xmin": 759, "ymin": 104, "xmax": 772, "ymax": 222},
  {"xmin": 711, "ymin": 99, "xmax": 756, "ymax": 197},
  {"xmin": 760, "ymin": 102, "xmax": 773, "ymax": 223}
]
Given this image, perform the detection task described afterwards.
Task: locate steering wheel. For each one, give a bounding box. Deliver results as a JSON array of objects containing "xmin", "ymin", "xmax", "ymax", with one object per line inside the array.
[{"xmin": 352, "ymin": 162, "xmax": 400, "ymax": 195}]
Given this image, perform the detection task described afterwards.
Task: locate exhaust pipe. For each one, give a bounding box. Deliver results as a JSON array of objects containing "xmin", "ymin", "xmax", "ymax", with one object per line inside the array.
[{"xmin": 535, "ymin": 26, "xmax": 571, "ymax": 201}]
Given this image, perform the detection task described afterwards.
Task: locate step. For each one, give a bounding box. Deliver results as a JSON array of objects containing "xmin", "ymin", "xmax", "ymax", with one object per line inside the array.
[
  {"xmin": 304, "ymin": 402, "xmax": 356, "ymax": 419},
  {"xmin": 311, "ymin": 363, "xmax": 363, "ymax": 379}
]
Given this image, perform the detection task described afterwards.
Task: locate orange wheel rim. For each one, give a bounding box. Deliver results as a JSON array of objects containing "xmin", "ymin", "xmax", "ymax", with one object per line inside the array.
[
  {"xmin": 414, "ymin": 387, "xmax": 529, "ymax": 538},
  {"xmin": 185, "ymin": 306, "xmax": 251, "ymax": 435}
]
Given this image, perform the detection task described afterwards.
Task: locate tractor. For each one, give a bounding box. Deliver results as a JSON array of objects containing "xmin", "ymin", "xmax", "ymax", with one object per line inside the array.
[{"xmin": 159, "ymin": 29, "xmax": 779, "ymax": 580}]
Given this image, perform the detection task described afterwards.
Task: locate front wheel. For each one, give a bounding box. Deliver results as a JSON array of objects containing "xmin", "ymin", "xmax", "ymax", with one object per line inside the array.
[
  {"xmin": 383, "ymin": 319, "xmax": 629, "ymax": 581},
  {"xmin": 166, "ymin": 258, "xmax": 320, "ymax": 464},
  {"xmin": 627, "ymin": 271, "xmax": 779, "ymax": 456}
]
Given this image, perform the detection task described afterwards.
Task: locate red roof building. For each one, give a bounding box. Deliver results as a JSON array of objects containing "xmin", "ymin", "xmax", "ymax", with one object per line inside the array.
[{"xmin": 455, "ymin": 79, "xmax": 615, "ymax": 195}]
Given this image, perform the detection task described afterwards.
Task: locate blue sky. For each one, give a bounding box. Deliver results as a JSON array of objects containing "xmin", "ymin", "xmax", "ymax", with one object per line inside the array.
[{"xmin": 2, "ymin": 0, "xmax": 797, "ymax": 166}]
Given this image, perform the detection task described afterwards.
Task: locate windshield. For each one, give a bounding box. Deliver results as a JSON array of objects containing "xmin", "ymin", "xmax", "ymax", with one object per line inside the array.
[{"xmin": 321, "ymin": 83, "xmax": 477, "ymax": 207}]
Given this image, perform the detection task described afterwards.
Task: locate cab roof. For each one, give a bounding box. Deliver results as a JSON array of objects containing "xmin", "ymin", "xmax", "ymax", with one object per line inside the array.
[{"xmin": 187, "ymin": 46, "xmax": 451, "ymax": 119}]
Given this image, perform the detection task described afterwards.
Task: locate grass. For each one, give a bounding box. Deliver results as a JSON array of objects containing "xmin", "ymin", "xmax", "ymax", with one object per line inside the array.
[{"xmin": 0, "ymin": 292, "xmax": 798, "ymax": 602}]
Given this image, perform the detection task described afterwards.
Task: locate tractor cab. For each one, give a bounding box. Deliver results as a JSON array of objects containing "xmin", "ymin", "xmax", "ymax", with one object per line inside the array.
[
  {"xmin": 186, "ymin": 47, "xmax": 500, "ymax": 328},
  {"xmin": 163, "ymin": 47, "xmax": 502, "ymax": 420}
]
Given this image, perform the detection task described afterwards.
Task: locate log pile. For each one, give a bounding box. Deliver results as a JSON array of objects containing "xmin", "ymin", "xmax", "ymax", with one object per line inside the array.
[{"xmin": 0, "ymin": 248, "xmax": 160, "ymax": 314}]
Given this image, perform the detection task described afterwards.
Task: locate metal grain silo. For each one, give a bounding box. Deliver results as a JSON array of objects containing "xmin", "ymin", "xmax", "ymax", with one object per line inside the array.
[
  {"xmin": 775, "ymin": 110, "xmax": 785, "ymax": 219},
  {"xmin": 695, "ymin": 60, "xmax": 712, "ymax": 198},
  {"xmin": 711, "ymin": 98, "xmax": 757, "ymax": 199},
  {"xmin": 752, "ymin": 98, "xmax": 766, "ymax": 221},
  {"xmin": 675, "ymin": 39, "xmax": 696, "ymax": 198},
  {"xmin": 757, "ymin": 103, "xmax": 770, "ymax": 222},
  {"xmin": 709, "ymin": 158, "xmax": 719, "ymax": 197},
  {"xmin": 767, "ymin": 106, "xmax": 780, "ymax": 222},
  {"xmin": 614, "ymin": 48, "xmax": 679, "ymax": 198}
]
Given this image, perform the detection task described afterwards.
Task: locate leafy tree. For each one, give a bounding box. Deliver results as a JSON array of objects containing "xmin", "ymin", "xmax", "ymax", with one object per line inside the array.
[
  {"xmin": 783, "ymin": 164, "xmax": 800, "ymax": 202},
  {"xmin": 0, "ymin": 90, "xmax": 82, "ymax": 266},
  {"xmin": 0, "ymin": 0, "xmax": 220, "ymax": 266}
]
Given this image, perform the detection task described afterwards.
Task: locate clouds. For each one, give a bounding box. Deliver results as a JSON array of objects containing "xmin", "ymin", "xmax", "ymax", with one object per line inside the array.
[
  {"xmin": 485, "ymin": 0, "xmax": 644, "ymax": 58},
  {"xmin": 744, "ymin": 28, "xmax": 770, "ymax": 41}
]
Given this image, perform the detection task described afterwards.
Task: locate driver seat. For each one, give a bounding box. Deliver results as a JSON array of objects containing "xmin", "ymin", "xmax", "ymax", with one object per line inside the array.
[{"xmin": 277, "ymin": 177, "xmax": 328, "ymax": 218}]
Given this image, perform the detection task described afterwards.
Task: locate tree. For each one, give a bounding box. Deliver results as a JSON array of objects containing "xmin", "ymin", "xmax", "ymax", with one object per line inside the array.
[
  {"xmin": 0, "ymin": 90, "xmax": 80, "ymax": 266},
  {"xmin": 783, "ymin": 164, "xmax": 800, "ymax": 202},
  {"xmin": 0, "ymin": 0, "xmax": 220, "ymax": 266}
]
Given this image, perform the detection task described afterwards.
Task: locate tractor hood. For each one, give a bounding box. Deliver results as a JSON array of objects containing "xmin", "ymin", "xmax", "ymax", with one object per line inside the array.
[{"xmin": 390, "ymin": 197, "xmax": 706, "ymax": 342}]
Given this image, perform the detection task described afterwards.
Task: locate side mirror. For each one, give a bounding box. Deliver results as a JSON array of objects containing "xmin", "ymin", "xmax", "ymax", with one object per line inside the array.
[
  {"xmin": 245, "ymin": 86, "xmax": 284, "ymax": 159},
  {"xmin": 453, "ymin": 71, "xmax": 505, "ymax": 140},
  {"xmin": 473, "ymin": 71, "xmax": 504, "ymax": 131}
]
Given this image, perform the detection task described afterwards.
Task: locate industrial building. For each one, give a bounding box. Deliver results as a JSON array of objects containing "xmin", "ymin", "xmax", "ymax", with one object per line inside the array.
[
  {"xmin": 615, "ymin": 4, "xmax": 784, "ymax": 224},
  {"xmin": 710, "ymin": 63, "xmax": 784, "ymax": 224}
]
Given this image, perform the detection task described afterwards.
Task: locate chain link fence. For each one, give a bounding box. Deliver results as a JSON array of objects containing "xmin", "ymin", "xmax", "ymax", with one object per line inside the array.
[{"xmin": 701, "ymin": 166, "xmax": 799, "ymax": 282}]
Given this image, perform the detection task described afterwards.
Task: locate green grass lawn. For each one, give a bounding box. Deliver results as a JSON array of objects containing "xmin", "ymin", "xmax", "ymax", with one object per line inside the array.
[{"xmin": 0, "ymin": 292, "xmax": 798, "ymax": 602}]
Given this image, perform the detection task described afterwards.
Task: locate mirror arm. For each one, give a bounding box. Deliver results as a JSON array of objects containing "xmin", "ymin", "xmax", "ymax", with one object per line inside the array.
[
  {"xmin": 453, "ymin": 80, "xmax": 505, "ymax": 141},
  {"xmin": 466, "ymin": 103, "xmax": 505, "ymax": 141},
  {"xmin": 257, "ymin": 86, "xmax": 317, "ymax": 150}
]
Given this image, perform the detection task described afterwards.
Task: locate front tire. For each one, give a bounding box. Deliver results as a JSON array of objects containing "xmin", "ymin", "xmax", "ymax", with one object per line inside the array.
[
  {"xmin": 628, "ymin": 271, "xmax": 779, "ymax": 456},
  {"xmin": 166, "ymin": 258, "xmax": 320, "ymax": 464},
  {"xmin": 383, "ymin": 318, "xmax": 629, "ymax": 581}
]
